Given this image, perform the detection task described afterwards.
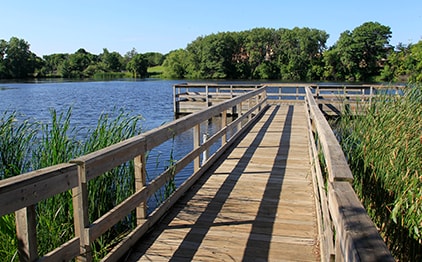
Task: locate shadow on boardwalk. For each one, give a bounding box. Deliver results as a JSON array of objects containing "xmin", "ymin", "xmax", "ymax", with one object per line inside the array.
[{"xmin": 125, "ymin": 105, "xmax": 318, "ymax": 261}]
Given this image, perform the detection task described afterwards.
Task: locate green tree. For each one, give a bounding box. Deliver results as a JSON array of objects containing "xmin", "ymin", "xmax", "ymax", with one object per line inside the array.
[
  {"xmin": 276, "ymin": 27, "xmax": 328, "ymax": 80},
  {"xmin": 144, "ymin": 52, "xmax": 165, "ymax": 67},
  {"xmin": 0, "ymin": 39, "xmax": 7, "ymax": 78},
  {"xmin": 324, "ymin": 22, "xmax": 391, "ymax": 81},
  {"xmin": 42, "ymin": 53, "xmax": 69, "ymax": 76},
  {"xmin": 1, "ymin": 37, "xmax": 40, "ymax": 78},
  {"xmin": 126, "ymin": 53, "xmax": 148, "ymax": 78},
  {"xmin": 162, "ymin": 49, "xmax": 189, "ymax": 78},
  {"xmin": 100, "ymin": 48, "xmax": 123, "ymax": 72}
]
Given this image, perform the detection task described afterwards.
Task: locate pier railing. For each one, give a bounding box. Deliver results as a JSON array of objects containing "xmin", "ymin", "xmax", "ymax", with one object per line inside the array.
[
  {"xmin": 304, "ymin": 86, "xmax": 393, "ymax": 261},
  {"xmin": 0, "ymin": 87, "xmax": 267, "ymax": 262},
  {"xmin": 173, "ymin": 82, "xmax": 403, "ymax": 116}
]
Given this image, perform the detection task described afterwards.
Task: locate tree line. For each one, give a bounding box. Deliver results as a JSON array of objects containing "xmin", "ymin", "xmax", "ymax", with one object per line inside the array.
[
  {"xmin": 0, "ymin": 38, "xmax": 164, "ymax": 79},
  {"xmin": 1, "ymin": 21, "xmax": 421, "ymax": 82}
]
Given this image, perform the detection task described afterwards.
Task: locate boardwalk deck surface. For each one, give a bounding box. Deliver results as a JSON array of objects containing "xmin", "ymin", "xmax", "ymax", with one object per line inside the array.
[{"xmin": 126, "ymin": 104, "xmax": 319, "ymax": 261}]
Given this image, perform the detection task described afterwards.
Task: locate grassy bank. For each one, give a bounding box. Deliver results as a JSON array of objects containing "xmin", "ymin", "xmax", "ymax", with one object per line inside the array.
[
  {"xmin": 336, "ymin": 84, "xmax": 422, "ymax": 261},
  {"xmin": 0, "ymin": 108, "xmax": 143, "ymax": 260}
]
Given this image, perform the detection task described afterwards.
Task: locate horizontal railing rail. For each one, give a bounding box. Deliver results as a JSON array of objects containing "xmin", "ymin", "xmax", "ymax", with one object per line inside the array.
[
  {"xmin": 0, "ymin": 87, "xmax": 268, "ymax": 262},
  {"xmin": 304, "ymin": 86, "xmax": 394, "ymax": 261}
]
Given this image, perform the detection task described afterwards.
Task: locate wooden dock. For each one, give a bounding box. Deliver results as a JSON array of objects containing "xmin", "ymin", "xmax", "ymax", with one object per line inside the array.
[
  {"xmin": 0, "ymin": 84, "xmax": 395, "ymax": 262},
  {"xmin": 126, "ymin": 104, "xmax": 319, "ymax": 261}
]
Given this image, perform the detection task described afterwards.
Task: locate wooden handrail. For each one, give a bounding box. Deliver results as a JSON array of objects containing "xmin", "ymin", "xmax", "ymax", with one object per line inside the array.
[
  {"xmin": 305, "ymin": 86, "xmax": 393, "ymax": 261},
  {"xmin": 0, "ymin": 86, "xmax": 268, "ymax": 262}
]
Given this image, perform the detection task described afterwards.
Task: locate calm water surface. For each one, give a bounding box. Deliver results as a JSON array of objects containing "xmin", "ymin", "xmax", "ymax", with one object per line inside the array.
[
  {"xmin": 0, "ymin": 79, "xmax": 202, "ymax": 210},
  {"xmin": 0, "ymin": 79, "xmax": 181, "ymax": 131}
]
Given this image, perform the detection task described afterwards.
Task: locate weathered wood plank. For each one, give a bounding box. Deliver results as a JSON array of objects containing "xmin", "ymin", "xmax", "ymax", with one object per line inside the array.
[
  {"xmin": 328, "ymin": 182, "xmax": 393, "ymax": 261},
  {"xmin": 125, "ymin": 105, "xmax": 320, "ymax": 261},
  {"xmin": 305, "ymin": 87, "xmax": 353, "ymax": 182},
  {"xmin": 0, "ymin": 163, "xmax": 78, "ymax": 216}
]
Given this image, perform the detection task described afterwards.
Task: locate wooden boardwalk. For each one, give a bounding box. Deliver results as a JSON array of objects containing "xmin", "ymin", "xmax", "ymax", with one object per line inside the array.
[{"xmin": 126, "ymin": 104, "xmax": 319, "ymax": 261}]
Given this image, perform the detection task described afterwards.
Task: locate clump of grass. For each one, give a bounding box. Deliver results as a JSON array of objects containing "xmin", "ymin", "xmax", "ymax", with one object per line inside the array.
[
  {"xmin": 83, "ymin": 109, "xmax": 143, "ymax": 259},
  {"xmin": 337, "ymin": 84, "xmax": 422, "ymax": 261},
  {"xmin": 0, "ymin": 112, "xmax": 37, "ymax": 179},
  {"xmin": 0, "ymin": 107, "xmax": 143, "ymax": 261}
]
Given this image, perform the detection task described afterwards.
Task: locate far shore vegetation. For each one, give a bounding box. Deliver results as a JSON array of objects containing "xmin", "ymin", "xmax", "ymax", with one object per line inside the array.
[{"xmin": 1, "ymin": 21, "xmax": 422, "ymax": 82}]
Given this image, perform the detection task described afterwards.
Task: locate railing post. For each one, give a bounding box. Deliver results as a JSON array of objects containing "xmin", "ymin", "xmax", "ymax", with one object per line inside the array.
[
  {"xmin": 296, "ymin": 85, "xmax": 299, "ymax": 100},
  {"xmin": 202, "ymin": 133, "xmax": 209, "ymax": 165},
  {"xmin": 206, "ymin": 85, "xmax": 209, "ymax": 107},
  {"xmin": 193, "ymin": 124, "xmax": 201, "ymax": 171},
  {"xmin": 279, "ymin": 86, "xmax": 282, "ymax": 100},
  {"xmin": 15, "ymin": 205, "xmax": 38, "ymax": 262},
  {"xmin": 248, "ymin": 98, "xmax": 252, "ymax": 120},
  {"xmin": 173, "ymin": 85, "xmax": 176, "ymax": 114},
  {"xmin": 134, "ymin": 153, "xmax": 147, "ymax": 222},
  {"xmin": 72, "ymin": 163, "xmax": 92, "ymax": 262},
  {"xmin": 222, "ymin": 110, "xmax": 227, "ymax": 145}
]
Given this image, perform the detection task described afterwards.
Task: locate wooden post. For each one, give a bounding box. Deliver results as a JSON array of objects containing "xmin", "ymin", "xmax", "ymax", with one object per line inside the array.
[
  {"xmin": 279, "ymin": 86, "xmax": 282, "ymax": 101},
  {"xmin": 193, "ymin": 124, "xmax": 201, "ymax": 171},
  {"xmin": 72, "ymin": 163, "xmax": 92, "ymax": 262},
  {"xmin": 248, "ymin": 98, "xmax": 252, "ymax": 120},
  {"xmin": 202, "ymin": 133, "xmax": 209, "ymax": 165},
  {"xmin": 173, "ymin": 85, "xmax": 177, "ymax": 115},
  {"xmin": 205, "ymin": 85, "xmax": 209, "ymax": 107},
  {"xmin": 134, "ymin": 153, "xmax": 147, "ymax": 223},
  {"xmin": 222, "ymin": 110, "xmax": 227, "ymax": 146},
  {"xmin": 15, "ymin": 205, "xmax": 38, "ymax": 262}
]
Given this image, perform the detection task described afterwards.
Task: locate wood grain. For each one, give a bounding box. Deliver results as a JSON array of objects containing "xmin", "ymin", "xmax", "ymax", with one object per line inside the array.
[{"xmin": 126, "ymin": 104, "xmax": 320, "ymax": 261}]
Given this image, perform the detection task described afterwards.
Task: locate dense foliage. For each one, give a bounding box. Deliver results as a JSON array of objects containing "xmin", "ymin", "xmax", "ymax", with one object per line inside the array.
[
  {"xmin": 337, "ymin": 85, "xmax": 422, "ymax": 261},
  {"xmin": 1, "ymin": 21, "xmax": 422, "ymax": 81},
  {"xmin": 0, "ymin": 39, "xmax": 163, "ymax": 79}
]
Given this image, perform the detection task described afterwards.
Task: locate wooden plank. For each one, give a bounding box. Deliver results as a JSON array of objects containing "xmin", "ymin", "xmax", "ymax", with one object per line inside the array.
[
  {"xmin": 328, "ymin": 182, "xmax": 393, "ymax": 261},
  {"xmin": 0, "ymin": 163, "xmax": 78, "ymax": 216},
  {"xmin": 125, "ymin": 105, "xmax": 320, "ymax": 261},
  {"xmin": 305, "ymin": 87, "xmax": 353, "ymax": 182},
  {"xmin": 39, "ymin": 237, "xmax": 80, "ymax": 262},
  {"xmin": 15, "ymin": 205, "xmax": 38, "ymax": 262}
]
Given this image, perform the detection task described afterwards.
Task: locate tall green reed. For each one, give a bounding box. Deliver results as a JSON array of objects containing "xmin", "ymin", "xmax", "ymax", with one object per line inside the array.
[
  {"xmin": 0, "ymin": 112, "xmax": 37, "ymax": 179},
  {"xmin": 0, "ymin": 112, "xmax": 36, "ymax": 261},
  {"xmin": 0, "ymin": 107, "xmax": 143, "ymax": 261},
  {"xmin": 82, "ymin": 108, "xmax": 142, "ymax": 259},
  {"xmin": 337, "ymin": 84, "xmax": 422, "ymax": 261}
]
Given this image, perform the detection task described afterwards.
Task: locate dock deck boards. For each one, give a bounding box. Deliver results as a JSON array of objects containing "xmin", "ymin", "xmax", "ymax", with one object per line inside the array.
[{"xmin": 126, "ymin": 104, "xmax": 319, "ymax": 261}]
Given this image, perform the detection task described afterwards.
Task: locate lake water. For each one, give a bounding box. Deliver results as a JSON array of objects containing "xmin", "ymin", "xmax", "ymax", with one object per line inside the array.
[
  {"xmin": 0, "ymin": 79, "xmax": 181, "ymax": 131},
  {"xmin": 0, "ymin": 79, "xmax": 203, "ymax": 211}
]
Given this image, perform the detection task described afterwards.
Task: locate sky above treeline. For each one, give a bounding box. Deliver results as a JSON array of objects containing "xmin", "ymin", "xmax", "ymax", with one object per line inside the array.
[{"xmin": 2, "ymin": 0, "xmax": 421, "ymax": 56}]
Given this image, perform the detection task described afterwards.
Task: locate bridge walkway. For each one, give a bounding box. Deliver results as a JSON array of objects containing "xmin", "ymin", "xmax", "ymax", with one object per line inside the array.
[{"xmin": 126, "ymin": 104, "xmax": 319, "ymax": 261}]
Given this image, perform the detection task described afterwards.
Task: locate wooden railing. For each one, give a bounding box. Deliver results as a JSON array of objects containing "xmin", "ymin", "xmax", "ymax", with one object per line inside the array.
[
  {"xmin": 0, "ymin": 87, "xmax": 267, "ymax": 262},
  {"xmin": 173, "ymin": 83, "xmax": 261, "ymax": 114},
  {"xmin": 304, "ymin": 86, "xmax": 394, "ymax": 261},
  {"xmin": 173, "ymin": 82, "xmax": 404, "ymax": 116}
]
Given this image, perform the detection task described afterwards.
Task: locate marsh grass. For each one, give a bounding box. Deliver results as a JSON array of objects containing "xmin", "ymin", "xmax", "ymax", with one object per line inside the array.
[
  {"xmin": 0, "ymin": 111, "xmax": 37, "ymax": 179},
  {"xmin": 336, "ymin": 84, "xmax": 422, "ymax": 261},
  {"xmin": 0, "ymin": 107, "xmax": 143, "ymax": 261}
]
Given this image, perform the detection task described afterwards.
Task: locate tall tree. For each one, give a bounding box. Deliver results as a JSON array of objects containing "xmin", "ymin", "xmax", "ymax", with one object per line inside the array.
[
  {"xmin": 0, "ymin": 39, "xmax": 7, "ymax": 78},
  {"xmin": 324, "ymin": 22, "xmax": 391, "ymax": 81},
  {"xmin": 126, "ymin": 53, "xmax": 148, "ymax": 78},
  {"xmin": 100, "ymin": 48, "xmax": 123, "ymax": 72},
  {"xmin": 162, "ymin": 49, "xmax": 189, "ymax": 78},
  {"xmin": 2, "ymin": 37, "xmax": 39, "ymax": 78}
]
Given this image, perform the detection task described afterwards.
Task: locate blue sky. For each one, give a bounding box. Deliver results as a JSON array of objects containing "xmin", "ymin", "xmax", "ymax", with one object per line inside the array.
[{"xmin": 1, "ymin": 0, "xmax": 421, "ymax": 56}]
